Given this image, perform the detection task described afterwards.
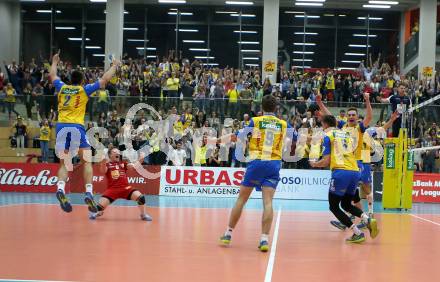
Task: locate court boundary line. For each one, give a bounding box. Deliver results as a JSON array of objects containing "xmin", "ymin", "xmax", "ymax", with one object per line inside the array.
[
  {"xmin": 410, "ymin": 214, "xmax": 440, "ymax": 226},
  {"xmin": 264, "ymin": 208, "xmax": 282, "ymax": 282},
  {"xmin": 0, "ymin": 279, "xmax": 74, "ymax": 282}
]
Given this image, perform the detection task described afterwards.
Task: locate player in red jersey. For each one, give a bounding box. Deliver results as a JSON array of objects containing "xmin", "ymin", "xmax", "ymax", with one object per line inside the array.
[{"xmin": 89, "ymin": 147, "xmax": 152, "ymax": 221}]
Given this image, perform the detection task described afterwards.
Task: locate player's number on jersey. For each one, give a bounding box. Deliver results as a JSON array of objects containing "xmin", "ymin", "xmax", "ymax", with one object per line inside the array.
[{"xmin": 63, "ymin": 95, "xmax": 80, "ymax": 108}]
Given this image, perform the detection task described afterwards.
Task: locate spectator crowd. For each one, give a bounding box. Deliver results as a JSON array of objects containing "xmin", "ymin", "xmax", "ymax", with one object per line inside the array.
[{"xmin": 1, "ymin": 50, "xmax": 439, "ymax": 172}]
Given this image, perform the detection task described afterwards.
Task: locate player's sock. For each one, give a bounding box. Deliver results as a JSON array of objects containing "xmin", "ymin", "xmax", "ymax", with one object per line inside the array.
[
  {"xmin": 85, "ymin": 184, "xmax": 93, "ymax": 194},
  {"xmin": 225, "ymin": 227, "xmax": 233, "ymax": 237},
  {"xmin": 260, "ymin": 234, "xmax": 269, "ymax": 243},
  {"xmin": 350, "ymin": 224, "xmax": 362, "ymax": 236},
  {"xmin": 57, "ymin": 181, "xmax": 66, "ymax": 193},
  {"xmin": 367, "ymin": 194, "xmax": 373, "ymax": 214}
]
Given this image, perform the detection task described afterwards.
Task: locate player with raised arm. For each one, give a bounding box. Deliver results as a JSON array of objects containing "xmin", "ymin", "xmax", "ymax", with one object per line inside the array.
[
  {"xmin": 50, "ymin": 51, "xmax": 121, "ymax": 213},
  {"xmin": 219, "ymin": 95, "xmax": 295, "ymax": 252},
  {"xmin": 310, "ymin": 115, "xmax": 378, "ymax": 243},
  {"xmin": 89, "ymin": 148, "xmax": 153, "ymax": 221}
]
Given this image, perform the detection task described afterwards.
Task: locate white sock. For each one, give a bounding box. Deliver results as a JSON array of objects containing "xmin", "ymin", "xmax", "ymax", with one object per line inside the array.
[
  {"xmin": 367, "ymin": 194, "xmax": 373, "ymax": 214},
  {"xmin": 361, "ymin": 213, "xmax": 369, "ymax": 222},
  {"xmin": 57, "ymin": 181, "xmax": 65, "ymax": 193},
  {"xmin": 85, "ymin": 184, "xmax": 93, "ymax": 194},
  {"xmin": 260, "ymin": 234, "xmax": 269, "ymax": 242},
  {"xmin": 351, "ymin": 224, "xmax": 362, "ymax": 235},
  {"xmin": 225, "ymin": 227, "xmax": 233, "ymax": 236}
]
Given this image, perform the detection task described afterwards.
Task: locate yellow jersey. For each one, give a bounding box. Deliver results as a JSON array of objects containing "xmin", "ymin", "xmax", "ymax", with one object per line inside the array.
[
  {"xmin": 39, "ymin": 125, "xmax": 51, "ymax": 141},
  {"xmin": 5, "ymin": 88, "xmax": 16, "ymax": 103},
  {"xmin": 323, "ymin": 129, "xmax": 359, "ymax": 171},
  {"xmin": 339, "ymin": 121, "xmax": 366, "ymax": 161},
  {"xmin": 54, "ymin": 79, "xmax": 100, "ymax": 125},
  {"xmin": 227, "ymin": 89, "xmax": 239, "ymax": 103},
  {"xmin": 245, "ymin": 115, "xmax": 288, "ymax": 161}
]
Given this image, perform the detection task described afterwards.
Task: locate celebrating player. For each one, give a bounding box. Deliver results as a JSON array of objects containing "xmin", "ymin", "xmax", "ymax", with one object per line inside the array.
[
  {"xmin": 220, "ymin": 95, "xmax": 293, "ymax": 252},
  {"xmin": 310, "ymin": 115, "xmax": 378, "ymax": 243},
  {"xmin": 89, "ymin": 147, "xmax": 152, "ymax": 221},
  {"xmin": 50, "ymin": 51, "xmax": 121, "ymax": 213}
]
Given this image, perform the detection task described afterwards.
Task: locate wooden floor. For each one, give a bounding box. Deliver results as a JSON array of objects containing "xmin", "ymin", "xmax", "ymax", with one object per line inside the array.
[{"xmin": 0, "ymin": 199, "xmax": 439, "ymax": 282}]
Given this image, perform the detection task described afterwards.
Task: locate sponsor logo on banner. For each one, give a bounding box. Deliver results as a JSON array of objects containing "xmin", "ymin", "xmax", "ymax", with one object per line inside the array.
[
  {"xmin": 412, "ymin": 173, "xmax": 440, "ymax": 203},
  {"xmin": 0, "ymin": 163, "xmax": 159, "ymax": 194},
  {"xmin": 385, "ymin": 143, "xmax": 395, "ymax": 169},
  {"xmin": 159, "ymin": 166, "xmax": 331, "ymax": 200}
]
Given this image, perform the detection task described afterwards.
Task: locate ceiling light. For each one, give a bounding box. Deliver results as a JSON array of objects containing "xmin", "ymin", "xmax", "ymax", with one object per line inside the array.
[
  {"xmin": 241, "ymin": 50, "xmax": 261, "ymax": 53},
  {"xmin": 20, "ymin": 0, "xmax": 46, "ymax": 2},
  {"xmin": 349, "ymin": 44, "xmax": 371, "ymax": 48},
  {"xmin": 295, "ymin": 3, "xmax": 324, "ymax": 7},
  {"xmin": 85, "ymin": 46, "xmax": 101, "ymax": 49},
  {"xmin": 68, "ymin": 37, "xmax": 90, "ymax": 41},
  {"xmin": 230, "ymin": 14, "xmax": 256, "ymax": 17},
  {"xmin": 337, "ymin": 67, "xmax": 356, "ymax": 71},
  {"xmin": 292, "ymin": 65, "xmax": 311, "ymax": 68},
  {"xmin": 242, "ymin": 57, "xmax": 259, "ymax": 60},
  {"xmin": 90, "ymin": 0, "xmax": 106, "ymax": 2},
  {"xmin": 233, "ymin": 30, "xmax": 257, "ymax": 34},
  {"xmin": 225, "ymin": 1, "xmax": 254, "ymax": 5},
  {"xmin": 216, "ymin": 11, "xmax": 237, "ymax": 14},
  {"xmin": 293, "ymin": 59, "xmax": 313, "ymax": 62},
  {"xmin": 358, "ymin": 16, "xmax": 383, "ymax": 20},
  {"xmin": 104, "ymin": 10, "xmax": 129, "ymax": 14},
  {"xmin": 296, "ymin": 0, "xmax": 325, "ymax": 2},
  {"xmin": 124, "ymin": 27, "xmax": 139, "ymax": 31},
  {"xmin": 323, "ymin": 13, "xmax": 335, "ymax": 16},
  {"xmin": 158, "ymin": 0, "xmax": 186, "ymax": 3},
  {"xmin": 295, "ymin": 32, "xmax": 318, "ymax": 35},
  {"xmin": 194, "ymin": 56, "xmax": 215, "ymax": 59},
  {"xmin": 168, "ymin": 12, "xmax": 193, "ymax": 15},
  {"xmin": 183, "ymin": 40, "xmax": 205, "ymax": 43},
  {"xmin": 293, "ymin": 51, "xmax": 314, "ymax": 54},
  {"xmin": 341, "ymin": 60, "xmax": 361, "ymax": 63},
  {"xmin": 127, "ymin": 39, "xmax": 149, "ymax": 42},
  {"xmin": 175, "ymin": 29, "xmax": 198, "ymax": 32},
  {"xmin": 238, "ymin": 41, "xmax": 260, "ymax": 44},
  {"xmin": 136, "ymin": 47, "xmax": 157, "ymax": 50},
  {"xmin": 363, "ymin": 4, "xmax": 391, "ymax": 8},
  {"xmin": 245, "ymin": 64, "xmax": 259, "ymax": 67},
  {"xmin": 294, "ymin": 43, "xmax": 316, "ymax": 46},
  {"xmin": 285, "ymin": 11, "xmax": 304, "ymax": 14},
  {"xmin": 338, "ymin": 14, "xmax": 346, "ymax": 17},
  {"xmin": 37, "ymin": 9, "xmax": 61, "ymax": 13},
  {"xmin": 55, "ymin": 27, "xmax": 75, "ymax": 30},
  {"xmin": 353, "ymin": 34, "xmax": 377, "ymax": 37},
  {"xmin": 147, "ymin": 55, "xmax": 157, "ymax": 58},
  {"xmin": 345, "ymin": 52, "xmax": 366, "ymax": 56},
  {"xmin": 368, "ymin": 1, "xmax": 398, "ymax": 4},
  {"xmin": 189, "ymin": 48, "xmax": 211, "ymax": 51},
  {"xmin": 295, "ymin": 15, "xmax": 320, "ymax": 18},
  {"xmin": 92, "ymin": 54, "xmax": 105, "ymax": 57}
]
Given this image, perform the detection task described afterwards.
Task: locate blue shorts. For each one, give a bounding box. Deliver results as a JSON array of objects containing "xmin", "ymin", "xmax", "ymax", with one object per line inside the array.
[
  {"xmin": 241, "ymin": 160, "xmax": 281, "ymax": 191},
  {"xmin": 55, "ymin": 123, "xmax": 90, "ymax": 150},
  {"xmin": 329, "ymin": 169, "xmax": 361, "ymax": 197},
  {"xmin": 357, "ymin": 161, "xmax": 372, "ymax": 184}
]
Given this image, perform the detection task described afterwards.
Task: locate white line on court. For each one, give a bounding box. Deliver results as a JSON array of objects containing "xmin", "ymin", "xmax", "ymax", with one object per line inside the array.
[
  {"xmin": 410, "ymin": 214, "xmax": 440, "ymax": 226},
  {"xmin": 264, "ymin": 208, "xmax": 282, "ymax": 282},
  {"xmin": 0, "ymin": 279, "xmax": 74, "ymax": 282}
]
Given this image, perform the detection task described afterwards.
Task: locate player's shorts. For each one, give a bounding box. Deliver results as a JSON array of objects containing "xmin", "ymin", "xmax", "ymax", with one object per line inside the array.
[
  {"xmin": 329, "ymin": 169, "xmax": 361, "ymax": 197},
  {"xmin": 358, "ymin": 161, "xmax": 372, "ymax": 184},
  {"xmin": 241, "ymin": 160, "xmax": 281, "ymax": 191},
  {"xmin": 102, "ymin": 186, "xmax": 137, "ymax": 203},
  {"xmin": 56, "ymin": 123, "xmax": 90, "ymax": 150}
]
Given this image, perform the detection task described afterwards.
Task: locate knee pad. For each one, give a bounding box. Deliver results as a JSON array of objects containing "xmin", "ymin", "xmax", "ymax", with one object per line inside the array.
[{"xmin": 136, "ymin": 195, "xmax": 146, "ymax": 205}]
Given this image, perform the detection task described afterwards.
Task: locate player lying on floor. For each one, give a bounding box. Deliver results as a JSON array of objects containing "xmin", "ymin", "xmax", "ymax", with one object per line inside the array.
[{"xmin": 89, "ymin": 147, "xmax": 152, "ymax": 221}]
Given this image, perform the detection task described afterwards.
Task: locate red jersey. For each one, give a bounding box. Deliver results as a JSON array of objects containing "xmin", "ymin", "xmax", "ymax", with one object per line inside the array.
[{"xmin": 106, "ymin": 161, "xmax": 130, "ymax": 189}]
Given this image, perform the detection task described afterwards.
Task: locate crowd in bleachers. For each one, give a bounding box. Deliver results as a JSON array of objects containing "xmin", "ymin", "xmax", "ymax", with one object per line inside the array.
[{"xmin": 1, "ymin": 50, "xmax": 439, "ymax": 172}]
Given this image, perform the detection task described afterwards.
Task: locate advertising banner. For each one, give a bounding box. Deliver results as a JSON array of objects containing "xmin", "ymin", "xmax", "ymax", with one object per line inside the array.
[
  {"xmin": 159, "ymin": 166, "xmax": 331, "ymax": 200},
  {"xmin": 0, "ymin": 163, "xmax": 160, "ymax": 195},
  {"xmin": 412, "ymin": 173, "xmax": 440, "ymax": 203}
]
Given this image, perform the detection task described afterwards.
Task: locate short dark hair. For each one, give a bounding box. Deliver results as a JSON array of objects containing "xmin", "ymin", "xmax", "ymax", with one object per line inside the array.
[
  {"xmin": 262, "ymin": 95, "xmax": 277, "ymax": 113},
  {"xmin": 340, "ymin": 109, "xmax": 345, "ymax": 113},
  {"xmin": 322, "ymin": 115, "xmax": 337, "ymax": 127},
  {"xmin": 347, "ymin": 107, "xmax": 358, "ymax": 114},
  {"xmin": 71, "ymin": 70, "xmax": 84, "ymax": 85}
]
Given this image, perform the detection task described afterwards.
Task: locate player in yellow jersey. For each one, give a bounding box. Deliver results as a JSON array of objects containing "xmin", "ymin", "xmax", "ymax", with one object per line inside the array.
[
  {"xmin": 310, "ymin": 115, "xmax": 378, "ymax": 243},
  {"xmin": 50, "ymin": 52, "xmax": 120, "ymax": 213},
  {"xmin": 220, "ymin": 95, "xmax": 296, "ymax": 252}
]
